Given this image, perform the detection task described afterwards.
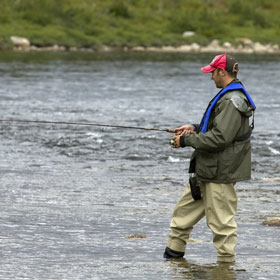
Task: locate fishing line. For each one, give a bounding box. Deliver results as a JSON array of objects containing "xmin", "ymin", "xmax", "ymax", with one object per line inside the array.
[{"xmin": 0, "ymin": 119, "xmax": 176, "ymax": 133}]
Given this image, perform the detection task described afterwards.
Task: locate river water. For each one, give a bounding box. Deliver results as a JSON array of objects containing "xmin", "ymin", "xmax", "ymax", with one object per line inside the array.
[{"xmin": 0, "ymin": 51, "xmax": 279, "ymax": 280}]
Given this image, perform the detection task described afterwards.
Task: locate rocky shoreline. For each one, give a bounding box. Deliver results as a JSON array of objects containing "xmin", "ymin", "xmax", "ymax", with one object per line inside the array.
[{"xmin": 9, "ymin": 36, "xmax": 280, "ymax": 54}]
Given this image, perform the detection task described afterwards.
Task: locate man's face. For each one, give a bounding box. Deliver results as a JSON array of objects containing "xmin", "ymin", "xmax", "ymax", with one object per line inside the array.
[{"xmin": 211, "ymin": 68, "xmax": 224, "ymax": 88}]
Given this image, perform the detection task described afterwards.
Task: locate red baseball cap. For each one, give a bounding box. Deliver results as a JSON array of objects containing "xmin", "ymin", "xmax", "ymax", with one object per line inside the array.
[{"xmin": 201, "ymin": 53, "xmax": 238, "ymax": 73}]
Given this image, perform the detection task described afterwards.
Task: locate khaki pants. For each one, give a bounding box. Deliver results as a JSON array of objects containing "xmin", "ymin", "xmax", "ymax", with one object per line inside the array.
[{"xmin": 167, "ymin": 182, "xmax": 237, "ymax": 263}]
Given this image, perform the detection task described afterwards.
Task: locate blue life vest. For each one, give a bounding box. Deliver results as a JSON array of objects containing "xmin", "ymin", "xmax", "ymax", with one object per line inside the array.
[{"xmin": 199, "ymin": 83, "xmax": 256, "ymax": 133}]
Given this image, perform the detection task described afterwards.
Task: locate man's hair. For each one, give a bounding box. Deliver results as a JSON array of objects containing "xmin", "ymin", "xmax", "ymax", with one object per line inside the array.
[{"xmin": 225, "ymin": 55, "xmax": 239, "ymax": 78}]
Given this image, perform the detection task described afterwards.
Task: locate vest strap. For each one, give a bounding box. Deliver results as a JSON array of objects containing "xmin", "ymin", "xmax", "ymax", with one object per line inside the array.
[
  {"xmin": 234, "ymin": 126, "xmax": 253, "ymax": 142},
  {"xmin": 199, "ymin": 82, "xmax": 256, "ymax": 133}
]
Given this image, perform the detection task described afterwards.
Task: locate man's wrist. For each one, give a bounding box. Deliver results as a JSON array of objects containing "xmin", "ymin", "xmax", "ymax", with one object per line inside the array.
[
  {"xmin": 180, "ymin": 135, "xmax": 186, "ymax": 147},
  {"xmin": 192, "ymin": 124, "xmax": 199, "ymax": 132}
]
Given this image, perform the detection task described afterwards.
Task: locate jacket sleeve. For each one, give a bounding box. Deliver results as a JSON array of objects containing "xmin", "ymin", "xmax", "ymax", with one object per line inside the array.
[{"xmin": 181, "ymin": 99, "xmax": 242, "ymax": 151}]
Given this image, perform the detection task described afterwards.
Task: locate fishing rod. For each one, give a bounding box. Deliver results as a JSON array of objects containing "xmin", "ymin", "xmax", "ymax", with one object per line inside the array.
[{"xmin": 0, "ymin": 119, "xmax": 176, "ymax": 133}]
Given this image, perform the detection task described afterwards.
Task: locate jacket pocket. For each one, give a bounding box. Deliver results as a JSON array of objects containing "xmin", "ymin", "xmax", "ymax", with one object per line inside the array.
[
  {"xmin": 195, "ymin": 151, "xmax": 218, "ymax": 179},
  {"xmin": 223, "ymin": 140, "xmax": 250, "ymax": 175}
]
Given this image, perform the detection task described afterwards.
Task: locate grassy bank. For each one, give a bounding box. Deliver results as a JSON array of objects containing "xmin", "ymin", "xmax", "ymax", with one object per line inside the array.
[{"xmin": 0, "ymin": 0, "xmax": 280, "ymax": 49}]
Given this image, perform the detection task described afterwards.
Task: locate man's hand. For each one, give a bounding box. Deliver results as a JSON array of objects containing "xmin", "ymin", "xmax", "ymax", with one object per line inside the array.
[
  {"xmin": 170, "ymin": 125, "xmax": 195, "ymax": 148},
  {"xmin": 175, "ymin": 124, "xmax": 195, "ymax": 136},
  {"xmin": 171, "ymin": 135, "xmax": 181, "ymax": 148}
]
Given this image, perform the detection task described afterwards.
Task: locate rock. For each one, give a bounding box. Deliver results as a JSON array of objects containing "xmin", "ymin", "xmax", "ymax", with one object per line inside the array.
[
  {"xmin": 78, "ymin": 47, "xmax": 93, "ymax": 52},
  {"xmin": 41, "ymin": 45, "xmax": 66, "ymax": 52},
  {"xmin": 69, "ymin": 46, "xmax": 79, "ymax": 52},
  {"xmin": 187, "ymin": 238, "xmax": 200, "ymax": 243},
  {"xmin": 236, "ymin": 37, "xmax": 253, "ymax": 47},
  {"xmin": 262, "ymin": 177, "xmax": 280, "ymax": 182},
  {"xmin": 223, "ymin": 42, "xmax": 232, "ymax": 49},
  {"xmin": 208, "ymin": 39, "xmax": 220, "ymax": 48},
  {"xmin": 10, "ymin": 36, "xmax": 30, "ymax": 48},
  {"xmin": 272, "ymin": 44, "xmax": 279, "ymax": 51},
  {"xmin": 253, "ymin": 42, "xmax": 267, "ymax": 53},
  {"xmin": 265, "ymin": 44, "xmax": 278, "ymax": 53},
  {"xmin": 239, "ymin": 46, "xmax": 254, "ymax": 54},
  {"xmin": 29, "ymin": 45, "xmax": 39, "ymax": 51},
  {"xmin": 126, "ymin": 234, "xmax": 147, "ymax": 239},
  {"xmin": 237, "ymin": 44, "xmax": 243, "ymax": 50},
  {"xmin": 161, "ymin": 46, "xmax": 177, "ymax": 52},
  {"xmin": 131, "ymin": 46, "xmax": 145, "ymax": 52},
  {"xmin": 262, "ymin": 217, "xmax": 280, "ymax": 227},
  {"xmin": 51, "ymin": 44, "xmax": 65, "ymax": 51},
  {"xmin": 177, "ymin": 45, "xmax": 192, "ymax": 52},
  {"xmin": 146, "ymin": 46, "xmax": 161, "ymax": 52},
  {"xmin": 103, "ymin": 45, "xmax": 118, "ymax": 52},
  {"xmin": 190, "ymin": 42, "xmax": 200, "ymax": 52},
  {"xmin": 182, "ymin": 31, "xmax": 195, "ymax": 38},
  {"xmin": 200, "ymin": 40, "xmax": 224, "ymax": 53}
]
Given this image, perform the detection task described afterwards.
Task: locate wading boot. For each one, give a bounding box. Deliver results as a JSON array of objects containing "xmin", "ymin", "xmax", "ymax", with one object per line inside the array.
[{"xmin": 163, "ymin": 247, "xmax": 184, "ymax": 259}]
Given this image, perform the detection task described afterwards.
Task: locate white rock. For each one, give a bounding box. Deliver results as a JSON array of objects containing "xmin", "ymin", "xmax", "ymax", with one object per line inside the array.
[
  {"xmin": 265, "ymin": 44, "xmax": 275, "ymax": 53},
  {"xmin": 30, "ymin": 45, "xmax": 39, "ymax": 51},
  {"xmin": 237, "ymin": 44, "xmax": 243, "ymax": 50},
  {"xmin": 79, "ymin": 48, "xmax": 93, "ymax": 52},
  {"xmin": 242, "ymin": 47, "xmax": 254, "ymax": 54},
  {"xmin": 236, "ymin": 37, "xmax": 253, "ymax": 47},
  {"xmin": 190, "ymin": 43, "xmax": 200, "ymax": 52},
  {"xmin": 98, "ymin": 45, "xmax": 113, "ymax": 52},
  {"xmin": 10, "ymin": 36, "xmax": 30, "ymax": 47},
  {"xmin": 52, "ymin": 44, "xmax": 60, "ymax": 51},
  {"xmin": 146, "ymin": 47, "xmax": 161, "ymax": 52},
  {"xmin": 161, "ymin": 46, "xmax": 177, "ymax": 52},
  {"xmin": 182, "ymin": 31, "xmax": 195, "ymax": 38},
  {"xmin": 223, "ymin": 42, "xmax": 232, "ymax": 49},
  {"xmin": 177, "ymin": 45, "xmax": 192, "ymax": 52},
  {"xmin": 253, "ymin": 42, "xmax": 267, "ymax": 53},
  {"xmin": 262, "ymin": 177, "xmax": 280, "ymax": 182},
  {"xmin": 208, "ymin": 39, "xmax": 220, "ymax": 48},
  {"xmin": 132, "ymin": 46, "xmax": 145, "ymax": 52},
  {"xmin": 69, "ymin": 46, "xmax": 78, "ymax": 52},
  {"xmin": 200, "ymin": 40, "xmax": 223, "ymax": 53}
]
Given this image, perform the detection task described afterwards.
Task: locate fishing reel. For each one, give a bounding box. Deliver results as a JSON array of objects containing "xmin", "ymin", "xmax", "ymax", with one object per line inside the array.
[{"xmin": 170, "ymin": 139, "xmax": 177, "ymax": 148}]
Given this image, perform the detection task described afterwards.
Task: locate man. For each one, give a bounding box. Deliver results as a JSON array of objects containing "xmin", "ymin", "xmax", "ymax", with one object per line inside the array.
[{"xmin": 164, "ymin": 53, "xmax": 256, "ymax": 263}]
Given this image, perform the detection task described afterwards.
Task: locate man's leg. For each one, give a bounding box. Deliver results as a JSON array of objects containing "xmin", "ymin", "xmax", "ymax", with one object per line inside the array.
[
  {"xmin": 165, "ymin": 184, "xmax": 205, "ymax": 257},
  {"xmin": 203, "ymin": 182, "xmax": 237, "ymax": 263}
]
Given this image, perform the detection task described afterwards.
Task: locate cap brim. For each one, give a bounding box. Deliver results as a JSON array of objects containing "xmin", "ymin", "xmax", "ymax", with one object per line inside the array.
[{"xmin": 201, "ymin": 65, "xmax": 216, "ymax": 73}]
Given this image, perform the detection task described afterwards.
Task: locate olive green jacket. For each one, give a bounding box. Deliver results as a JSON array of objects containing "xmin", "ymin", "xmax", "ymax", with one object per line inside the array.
[{"xmin": 181, "ymin": 86, "xmax": 254, "ymax": 183}]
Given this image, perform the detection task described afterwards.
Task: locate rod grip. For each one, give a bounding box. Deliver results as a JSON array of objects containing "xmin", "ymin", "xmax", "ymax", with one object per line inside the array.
[{"xmin": 166, "ymin": 128, "xmax": 176, "ymax": 133}]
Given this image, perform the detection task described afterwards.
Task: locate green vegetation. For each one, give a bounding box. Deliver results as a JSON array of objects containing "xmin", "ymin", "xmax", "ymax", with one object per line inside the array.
[{"xmin": 0, "ymin": 0, "xmax": 280, "ymax": 49}]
